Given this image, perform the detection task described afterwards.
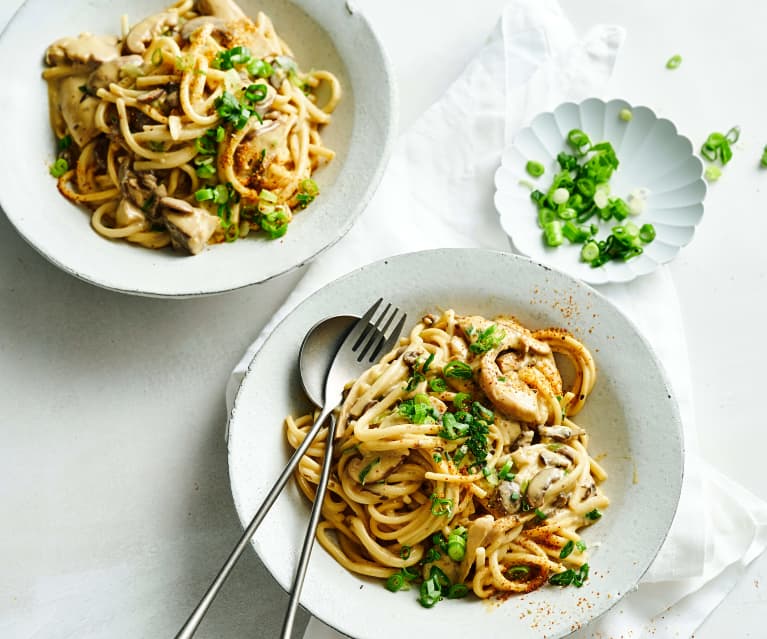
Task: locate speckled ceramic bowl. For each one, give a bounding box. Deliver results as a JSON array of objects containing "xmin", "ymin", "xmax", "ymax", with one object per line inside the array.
[
  {"xmin": 0, "ymin": 0, "xmax": 395, "ymax": 297},
  {"xmin": 227, "ymin": 248, "xmax": 683, "ymax": 639},
  {"xmin": 494, "ymin": 98, "xmax": 705, "ymax": 285}
]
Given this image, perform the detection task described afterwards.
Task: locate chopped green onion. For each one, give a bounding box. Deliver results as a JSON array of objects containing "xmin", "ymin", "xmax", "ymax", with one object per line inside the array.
[
  {"xmin": 549, "ymin": 569, "xmax": 576, "ymax": 586},
  {"xmin": 619, "ymin": 108, "xmax": 633, "ymax": 122},
  {"xmin": 666, "ymin": 54, "xmax": 682, "ymax": 69},
  {"xmin": 432, "ymin": 453, "xmax": 442, "ymax": 463},
  {"xmin": 151, "ymin": 47, "xmax": 164, "ymax": 66},
  {"xmin": 196, "ymin": 163, "xmax": 216, "ymax": 179},
  {"xmin": 543, "ymin": 220, "xmax": 564, "ymax": 247},
  {"xmin": 726, "ymin": 126, "xmax": 740, "ymax": 144},
  {"xmin": 534, "ymin": 508, "xmax": 548, "ymax": 521},
  {"xmin": 49, "ymin": 158, "xmax": 69, "ymax": 178},
  {"xmin": 585, "ymin": 508, "xmax": 602, "ymax": 521},
  {"xmin": 399, "ymin": 545, "xmax": 411, "ymax": 559},
  {"xmin": 761, "ymin": 145, "xmax": 767, "ymax": 168},
  {"xmin": 452, "ymin": 392, "xmax": 471, "ymax": 410},
  {"xmin": 575, "ymin": 540, "xmax": 587, "ymax": 553},
  {"xmin": 468, "ymin": 324, "xmax": 505, "ymax": 354},
  {"xmin": 430, "ymin": 494, "xmax": 454, "ymax": 517},
  {"xmin": 506, "ymin": 566, "xmax": 530, "ymax": 579},
  {"xmin": 194, "ymin": 187, "xmax": 215, "ymax": 201},
  {"xmin": 247, "ymin": 58, "xmax": 273, "ymax": 78},
  {"xmin": 526, "ymin": 160, "xmax": 545, "ymax": 178},
  {"xmin": 385, "ymin": 573, "xmax": 406, "ymax": 592},
  {"xmin": 447, "ymin": 526, "xmax": 467, "ymax": 561},
  {"xmin": 703, "ymin": 165, "xmax": 721, "ymax": 181},
  {"xmin": 559, "ymin": 540, "xmax": 575, "ymax": 559},
  {"xmin": 446, "ymin": 583, "xmax": 469, "ymax": 599},
  {"xmin": 567, "ymin": 129, "xmax": 591, "ymax": 156},
  {"xmin": 443, "ymin": 360, "xmax": 473, "ymax": 380},
  {"xmin": 428, "ymin": 378, "xmax": 447, "ymax": 393},
  {"xmin": 244, "ymin": 83, "xmax": 268, "ymax": 104},
  {"xmin": 639, "ymin": 223, "xmax": 656, "ymax": 243},
  {"xmin": 497, "ymin": 459, "xmax": 514, "ymax": 481},
  {"xmin": 259, "ymin": 189, "xmax": 278, "ymax": 204}
]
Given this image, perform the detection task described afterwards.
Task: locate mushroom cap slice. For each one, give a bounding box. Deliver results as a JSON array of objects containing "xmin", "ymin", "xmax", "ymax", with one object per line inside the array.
[{"xmin": 526, "ymin": 467, "xmax": 565, "ymax": 509}]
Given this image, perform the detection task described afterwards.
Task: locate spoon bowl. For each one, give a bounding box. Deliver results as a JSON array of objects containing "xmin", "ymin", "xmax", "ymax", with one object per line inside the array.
[{"xmin": 299, "ymin": 315, "xmax": 358, "ymax": 407}]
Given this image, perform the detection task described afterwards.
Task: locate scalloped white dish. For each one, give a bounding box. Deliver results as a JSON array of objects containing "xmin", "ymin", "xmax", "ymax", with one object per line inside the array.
[
  {"xmin": 0, "ymin": 0, "xmax": 395, "ymax": 298},
  {"xmin": 494, "ymin": 98, "xmax": 705, "ymax": 285},
  {"xmin": 228, "ymin": 249, "xmax": 683, "ymax": 639}
]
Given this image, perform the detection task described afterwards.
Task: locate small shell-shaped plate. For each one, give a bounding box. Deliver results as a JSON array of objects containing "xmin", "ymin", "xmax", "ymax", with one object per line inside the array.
[{"xmin": 494, "ymin": 98, "xmax": 706, "ymax": 284}]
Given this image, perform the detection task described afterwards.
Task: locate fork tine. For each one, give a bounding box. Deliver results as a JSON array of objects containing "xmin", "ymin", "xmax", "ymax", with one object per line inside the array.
[
  {"xmin": 348, "ymin": 298, "xmax": 382, "ymax": 350},
  {"xmin": 370, "ymin": 312, "xmax": 407, "ymax": 362},
  {"xmin": 356, "ymin": 303, "xmax": 395, "ymax": 362}
]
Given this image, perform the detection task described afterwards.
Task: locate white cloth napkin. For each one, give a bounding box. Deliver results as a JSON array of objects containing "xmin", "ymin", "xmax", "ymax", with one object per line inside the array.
[{"xmin": 226, "ymin": 1, "xmax": 767, "ymax": 636}]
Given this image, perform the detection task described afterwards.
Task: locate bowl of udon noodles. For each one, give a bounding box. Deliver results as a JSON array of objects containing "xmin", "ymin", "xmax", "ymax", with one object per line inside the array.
[
  {"xmin": 227, "ymin": 249, "xmax": 684, "ymax": 639},
  {"xmin": 0, "ymin": 0, "xmax": 395, "ymax": 296}
]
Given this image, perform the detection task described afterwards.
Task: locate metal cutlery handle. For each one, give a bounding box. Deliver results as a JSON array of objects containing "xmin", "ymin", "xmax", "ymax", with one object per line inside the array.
[
  {"xmin": 174, "ymin": 402, "xmax": 335, "ymax": 639},
  {"xmin": 280, "ymin": 414, "xmax": 337, "ymax": 639}
]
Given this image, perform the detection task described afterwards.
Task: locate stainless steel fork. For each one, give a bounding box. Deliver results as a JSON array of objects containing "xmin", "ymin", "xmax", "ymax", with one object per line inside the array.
[{"xmin": 174, "ymin": 299, "xmax": 406, "ymax": 639}]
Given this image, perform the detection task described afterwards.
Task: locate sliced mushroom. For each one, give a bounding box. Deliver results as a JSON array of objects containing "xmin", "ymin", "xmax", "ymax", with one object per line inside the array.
[
  {"xmin": 486, "ymin": 480, "xmax": 522, "ymax": 517},
  {"xmin": 136, "ymin": 88, "xmax": 166, "ymax": 104},
  {"xmin": 125, "ymin": 11, "xmax": 179, "ymax": 54},
  {"xmin": 180, "ymin": 15, "xmax": 228, "ymax": 40},
  {"xmin": 402, "ymin": 350, "xmax": 423, "ymax": 366},
  {"xmin": 539, "ymin": 449, "xmax": 571, "ymax": 468},
  {"xmin": 45, "ymin": 33, "xmax": 120, "ymax": 66},
  {"xmin": 537, "ymin": 425, "xmax": 573, "ymax": 441},
  {"xmin": 526, "ymin": 467, "xmax": 564, "ymax": 508},
  {"xmin": 119, "ymin": 163, "xmax": 167, "ymax": 223},
  {"xmin": 160, "ymin": 197, "xmax": 219, "ymax": 255},
  {"xmin": 513, "ymin": 429, "xmax": 534, "ymax": 449}
]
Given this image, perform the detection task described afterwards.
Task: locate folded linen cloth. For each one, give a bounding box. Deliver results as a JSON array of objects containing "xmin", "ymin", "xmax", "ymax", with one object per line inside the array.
[{"xmin": 225, "ymin": 1, "xmax": 767, "ymax": 636}]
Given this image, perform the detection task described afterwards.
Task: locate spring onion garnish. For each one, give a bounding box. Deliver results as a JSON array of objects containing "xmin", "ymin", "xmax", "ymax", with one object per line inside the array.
[
  {"xmin": 418, "ymin": 574, "xmax": 442, "ymax": 608},
  {"xmin": 619, "ymin": 108, "xmax": 633, "ymax": 122},
  {"xmin": 428, "ymin": 378, "xmax": 447, "ymax": 392},
  {"xmin": 443, "ymin": 360, "xmax": 473, "ymax": 379},
  {"xmin": 295, "ymin": 178, "xmax": 320, "ymax": 208},
  {"xmin": 534, "ymin": 508, "xmax": 548, "ymax": 521},
  {"xmin": 432, "ymin": 453, "xmax": 442, "ymax": 463},
  {"xmin": 559, "ymin": 540, "xmax": 575, "ymax": 559},
  {"xmin": 194, "ymin": 187, "xmax": 215, "ymax": 201},
  {"xmin": 761, "ymin": 145, "xmax": 767, "ymax": 168},
  {"xmin": 399, "ymin": 395, "xmax": 439, "ymax": 425},
  {"xmin": 446, "ymin": 583, "xmax": 469, "ymax": 599},
  {"xmin": 430, "ymin": 494, "xmax": 454, "ymax": 517},
  {"xmin": 385, "ymin": 573, "xmax": 406, "ymax": 592},
  {"xmin": 585, "ymin": 508, "xmax": 602, "ymax": 521},
  {"xmin": 49, "ymin": 158, "xmax": 69, "ymax": 178},
  {"xmin": 151, "ymin": 47, "xmax": 164, "ymax": 66},
  {"xmin": 358, "ymin": 457, "xmax": 380, "ymax": 485},
  {"xmin": 258, "ymin": 208, "xmax": 289, "ymax": 239},
  {"xmin": 194, "ymin": 156, "xmax": 217, "ymax": 179},
  {"xmin": 576, "ymin": 540, "xmax": 587, "ymax": 553},
  {"xmin": 567, "ymin": 129, "xmax": 591, "ymax": 156},
  {"xmin": 212, "ymin": 45, "xmax": 253, "ymax": 70},
  {"xmin": 400, "ymin": 545, "xmax": 411, "ymax": 559},
  {"xmin": 244, "ymin": 83, "xmax": 268, "ymax": 104},
  {"xmin": 526, "ymin": 160, "xmax": 545, "ymax": 178},
  {"xmin": 506, "ymin": 566, "xmax": 530, "ymax": 579},
  {"xmin": 701, "ymin": 128, "xmax": 738, "ymax": 165},
  {"xmin": 452, "ymin": 392, "xmax": 472, "ymax": 410},
  {"xmin": 215, "ymin": 91, "xmax": 260, "ymax": 129},
  {"xmin": 447, "ymin": 526, "xmax": 467, "ymax": 561},
  {"xmin": 468, "ymin": 324, "xmax": 505, "ymax": 354},
  {"xmin": 247, "ymin": 58, "xmax": 273, "ymax": 78},
  {"xmin": 666, "ymin": 54, "xmax": 682, "ymax": 69},
  {"xmin": 497, "ymin": 459, "xmax": 514, "ymax": 481}
]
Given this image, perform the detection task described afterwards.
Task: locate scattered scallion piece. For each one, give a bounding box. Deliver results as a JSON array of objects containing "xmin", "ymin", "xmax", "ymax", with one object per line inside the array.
[
  {"xmin": 447, "ymin": 527, "xmax": 467, "ymax": 561},
  {"xmin": 49, "ymin": 158, "xmax": 69, "ymax": 178},
  {"xmin": 526, "ymin": 160, "xmax": 545, "ymax": 178},
  {"xmin": 506, "ymin": 566, "xmax": 530, "ymax": 579},
  {"xmin": 666, "ymin": 54, "xmax": 682, "ymax": 69},
  {"xmin": 585, "ymin": 508, "xmax": 602, "ymax": 521},
  {"xmin": 619, "ymin": 108, "xmax": 633, "ymax": 122},
  {"xmin": 559, "ymin": 540, "xmax": 575, "ymax": 559},
  {"xmin": 760, "ymin": 145, "xmax": 767, "ymax": 168}
]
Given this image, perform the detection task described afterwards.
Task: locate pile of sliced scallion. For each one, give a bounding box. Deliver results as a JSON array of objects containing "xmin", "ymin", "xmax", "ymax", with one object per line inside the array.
[{"xmin": 527, "ymin": 129, "xmax": 655, "ymax": 267}]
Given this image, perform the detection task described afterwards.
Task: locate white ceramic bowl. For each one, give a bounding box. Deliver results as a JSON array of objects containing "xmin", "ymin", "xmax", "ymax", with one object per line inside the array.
[
  {"xmin": 494, "ymin": 98, "xmax": 705, "ymax": 285},
  {"xmin": 0, "ymin": 0, "xmax": 395, "ymax": 297},
  {"xmin": 228, "ymin": 248, "xmax": 683, "ymax": 639}
]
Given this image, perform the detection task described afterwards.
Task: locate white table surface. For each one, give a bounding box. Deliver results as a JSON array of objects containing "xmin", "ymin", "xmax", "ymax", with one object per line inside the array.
[{"xmin": 1, "ymin": 1, "xmax": 765, "ymax": 637}]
